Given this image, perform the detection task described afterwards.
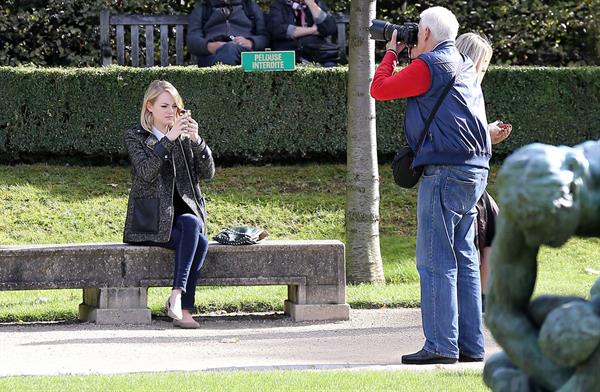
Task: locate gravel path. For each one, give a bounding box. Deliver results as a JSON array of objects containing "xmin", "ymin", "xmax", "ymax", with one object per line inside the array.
[{"xmin": 0, "ymin": 308, "xmax": 500, "ymax": 376}]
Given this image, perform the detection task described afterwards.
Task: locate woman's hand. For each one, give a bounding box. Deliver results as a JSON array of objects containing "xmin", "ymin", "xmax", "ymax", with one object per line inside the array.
[
  {"xmin": 166, "ymin": 115, "xmax": 190, "ymax": 141},
  {"xmin": 489, "ymin": 120, "xmax": 513, "ymax": 145},
  {"xmin": 386, "ymin": 29, "xmax": 407, "ymax": 55},
  {"xmin": 186, "ymin": 117, "xmax": 200, "ymax": 143}
]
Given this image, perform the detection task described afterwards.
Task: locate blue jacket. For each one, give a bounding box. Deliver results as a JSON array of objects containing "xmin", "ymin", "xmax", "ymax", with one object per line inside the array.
[
  {"xmin": 405, "ymin": 40, "xmax": 491, "ymax": 169},
  {"xmin": 188, "ymin": 0, "xmax": 269, "ymax": 56}
]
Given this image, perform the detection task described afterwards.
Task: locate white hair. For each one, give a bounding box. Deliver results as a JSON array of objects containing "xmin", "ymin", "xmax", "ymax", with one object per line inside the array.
[{"xmin": 419, "ymin": 6, "xmax": 459, "ymax": 42}]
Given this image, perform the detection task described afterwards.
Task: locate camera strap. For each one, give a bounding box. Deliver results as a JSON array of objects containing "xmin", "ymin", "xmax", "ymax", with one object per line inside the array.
[{"xmin": 412, "ymin": 53, "xmax": 464, "ymax": 155}]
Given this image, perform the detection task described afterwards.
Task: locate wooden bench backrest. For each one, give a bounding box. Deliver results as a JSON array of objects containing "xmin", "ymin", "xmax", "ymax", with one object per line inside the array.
[
  {"xmin": 100, "ymin": 10, "xmax": 192, "ymax": 67},
  {"xmin": 100, "ymin": 9, "xmax": 349, "ymax": 67}
]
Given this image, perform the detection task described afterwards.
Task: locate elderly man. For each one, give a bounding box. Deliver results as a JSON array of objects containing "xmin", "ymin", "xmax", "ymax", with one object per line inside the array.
[{"xmin": 370, "ymin": 6, "xmax": 491, "ymax": 364}]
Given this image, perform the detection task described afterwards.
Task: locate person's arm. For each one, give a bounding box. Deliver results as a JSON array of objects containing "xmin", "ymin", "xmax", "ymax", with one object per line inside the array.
[
  {"xmin": 308, "ymin": 0, "xmax": 336, "ymax": 37},
  {"xmin": 266, "ymin": 0, "xmax": 290, "ymax": 40},
  {"xmin": 488, "ymin": 120, "xmax": 513, "ymax": 144},
  {"xmin": 124, "ymin": 128, "xmax": 174, "ymax": 183},
  {"xmin": 183, "ymin": 117, "xmax": 215, "ymax": 181},
  {"xmin": 291, "ymin": 25, "xmax": 317, "ymax": 38},
  {"xmin": 370, "ymin": 52, "xmax": 431, "ymax": 100},
  {"xmin": 246, "ymin": 2, "xmax": 269, "ymax": 50},
  {"xmin": 192, "ymin": 142, "xmax": 216, "ymax": 181},
  {"xmin": 187, "ymin": 5, "xmax": 212, "ymax": 56}
]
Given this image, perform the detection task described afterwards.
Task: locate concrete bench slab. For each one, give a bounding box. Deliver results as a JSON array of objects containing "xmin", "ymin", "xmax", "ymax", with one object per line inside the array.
[{"xmin": 0, "ymin": 240, "xmax": 349, "ymax": 324}]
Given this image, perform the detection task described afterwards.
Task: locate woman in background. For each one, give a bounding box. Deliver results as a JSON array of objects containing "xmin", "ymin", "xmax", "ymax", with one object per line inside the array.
[{"xmin": 456, "ymin": 33, "xmax": 512, "ymax": 308}]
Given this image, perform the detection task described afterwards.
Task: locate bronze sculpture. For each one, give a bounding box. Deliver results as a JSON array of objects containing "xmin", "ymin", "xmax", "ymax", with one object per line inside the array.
[{"xmin": 484, "ymin": 141, "xmax": 600, "ymax": 391}]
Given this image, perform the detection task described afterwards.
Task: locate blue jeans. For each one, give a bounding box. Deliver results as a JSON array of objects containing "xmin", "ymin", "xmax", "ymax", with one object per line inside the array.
[
  {"xmin": 197, "ymin": 42, "xmax": 250, "ymax": 67},
  {"xmin": 151, "ymin": 214, "xmax": 209, "ymax": 310},
  {"xmin": 416, "ymin": 165, "xmax": 488, "ymax": 358}
]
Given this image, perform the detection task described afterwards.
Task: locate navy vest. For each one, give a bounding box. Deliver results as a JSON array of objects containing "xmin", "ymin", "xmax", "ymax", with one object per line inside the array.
[{"xmin": 405, "ymin": 40, "xmax": 491, "ymax": 169}]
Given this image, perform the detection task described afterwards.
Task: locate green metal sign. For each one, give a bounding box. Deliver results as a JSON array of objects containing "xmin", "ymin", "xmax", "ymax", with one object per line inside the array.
[{"xmin": 241, "ymin": 51, "xmax": 295, "ymax": 72}]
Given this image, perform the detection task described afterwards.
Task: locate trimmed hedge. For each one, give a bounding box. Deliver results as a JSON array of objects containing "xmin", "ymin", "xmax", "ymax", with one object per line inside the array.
[{"xmin": 0, "ymin": 65, "xmax": 599, "ymax": 164}]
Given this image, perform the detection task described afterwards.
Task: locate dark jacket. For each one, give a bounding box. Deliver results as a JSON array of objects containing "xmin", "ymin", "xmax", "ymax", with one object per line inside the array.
[
  {"xmin": 188, "ymin": 0, "xmax": 269, "ymax": 56},
  {"xmin": 123, "ymin": 125, "xmax": 215, "ymax": 243},
  {"xmin": 266, "ymin": 0, "xmax": 336, "ymax": 51},
  {"xmin": 405, "ymin": 40, "xmax": 491, "ymax": 169}
]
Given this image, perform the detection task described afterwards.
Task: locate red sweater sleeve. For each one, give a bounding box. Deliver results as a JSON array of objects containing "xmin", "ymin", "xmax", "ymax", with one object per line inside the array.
[{"xmin": 370, "ymin": 52, "xmax": 431, "ymax": 100}]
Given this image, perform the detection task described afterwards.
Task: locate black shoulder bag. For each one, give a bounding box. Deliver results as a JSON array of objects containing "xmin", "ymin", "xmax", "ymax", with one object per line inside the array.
[{"xmin": 391, "ymin": 56, "xmax": 463, "ymax": 188}]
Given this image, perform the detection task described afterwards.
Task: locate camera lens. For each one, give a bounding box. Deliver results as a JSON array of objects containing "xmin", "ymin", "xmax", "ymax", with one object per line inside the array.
[{"xmin": 369, "ymin": 19, "xmax": 419, "ymax": 46}]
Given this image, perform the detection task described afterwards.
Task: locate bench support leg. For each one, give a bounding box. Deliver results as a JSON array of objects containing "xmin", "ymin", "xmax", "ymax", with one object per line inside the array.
[
  {"xmin": 79, "ymin": 287, "xmax": 152, "ymax": 325},
  {"xmin": 285, "ymin": 284, "xmax": 350, "ymax": 321}
]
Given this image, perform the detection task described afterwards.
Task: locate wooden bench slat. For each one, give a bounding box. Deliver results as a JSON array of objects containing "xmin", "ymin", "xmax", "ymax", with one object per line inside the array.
[
  {"xmin": 100, "ymin": 10, "xmax": 111, "ymax": 66},
  {"xmin": 116, "ymin": 25, "xmax": 125, "ymax": 65},
  {"xmin": 175, "ymin": 25, "xmax": 184, "ymax": 65},
  {"xmin": 160, "ymin": 24, "xmax": 169, "ymax": 66},
  {"xmin": 145, "ymin": 25, "xmax": 154, "ymax": 67},
  {"xmin": 131, "ymin": 25, "xmax": 140, "ymax": 67}
]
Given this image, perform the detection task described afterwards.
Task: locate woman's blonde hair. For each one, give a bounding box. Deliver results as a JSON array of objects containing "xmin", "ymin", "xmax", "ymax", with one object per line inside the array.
[
  {"xmin": 140, "ymin": 80, "xmax": 184, "ymax": 131},
  {"xmin": 455, "ymin": 32, "xmax": 493, "ymax": 69}
]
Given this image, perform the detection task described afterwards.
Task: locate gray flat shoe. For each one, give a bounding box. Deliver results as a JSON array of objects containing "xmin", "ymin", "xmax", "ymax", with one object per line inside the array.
[{"xmin": 173, "ymin": 319, "xmax": 200, "ymax": 329}]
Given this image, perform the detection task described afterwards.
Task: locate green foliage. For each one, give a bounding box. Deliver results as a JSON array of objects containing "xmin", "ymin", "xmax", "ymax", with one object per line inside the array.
[
  {"xmin": 0, "ymin": 0, "xmax": 598, "ymax": 66},
  {"xmin": 1, "ymin": 65, "xmax": 600, "ymax": 164},
  {"xmin": 361, "ymin": 0, "xmax": 600, "ymax": 66}
]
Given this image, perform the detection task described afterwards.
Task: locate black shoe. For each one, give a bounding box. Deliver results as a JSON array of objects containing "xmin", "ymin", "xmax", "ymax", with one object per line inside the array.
[
  {"xmin": 481, "ymin": 294, "xmax": 486, "ymax": 313},
  {"xmin": 401, "ymin": 349, "xmax": 458, "ymax": 365},
  {"xmin": 459, "ymin": 354, "xmax": 484, "ymax": 362}
]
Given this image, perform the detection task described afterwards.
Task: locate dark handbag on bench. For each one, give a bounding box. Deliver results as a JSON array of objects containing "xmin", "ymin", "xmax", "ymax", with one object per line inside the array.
[{"xmin": 391, "ymin": 55, "xmax": 464, "ymax": 188}]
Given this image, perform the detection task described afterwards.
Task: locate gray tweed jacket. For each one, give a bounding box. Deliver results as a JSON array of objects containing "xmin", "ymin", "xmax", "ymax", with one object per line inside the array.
[{"xmin": 123, "ymin": 124, "xmax": 215, "ymax": 243}]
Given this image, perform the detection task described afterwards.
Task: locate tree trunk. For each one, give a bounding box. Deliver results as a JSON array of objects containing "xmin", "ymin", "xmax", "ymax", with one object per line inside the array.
[{"xmin": 345, "ymin": 0, "xmax": 384, "ymax": 284}]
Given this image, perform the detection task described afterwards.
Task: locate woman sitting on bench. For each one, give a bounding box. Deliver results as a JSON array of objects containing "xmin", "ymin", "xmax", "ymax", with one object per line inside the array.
[{"xmin": 123, "ymin": 80, "xmax": 215, "ymax": 329}]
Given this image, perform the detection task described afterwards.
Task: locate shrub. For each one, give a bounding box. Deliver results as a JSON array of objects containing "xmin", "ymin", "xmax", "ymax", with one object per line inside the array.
[{"xmin": 1, "ymin": 65, "xmax": 599, "ymax": 164}]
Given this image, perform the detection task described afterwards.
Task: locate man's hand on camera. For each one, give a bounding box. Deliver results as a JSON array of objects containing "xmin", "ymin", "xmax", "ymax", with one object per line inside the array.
[{"xmin": 386, "ymin": 30, "xmax": 406, "ymax": 55}]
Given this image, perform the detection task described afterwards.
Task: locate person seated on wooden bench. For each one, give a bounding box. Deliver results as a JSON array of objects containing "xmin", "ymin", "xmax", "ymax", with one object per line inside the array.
[
  {"xmin": 123, "ymin": 80, "xmax": 216, "ymax": 329},
  {"xmin": 188, "ymin": 0, "xmax": 269, "ymax": 67},
  {"xmin": 266, "ymin": 0, "xmax": 339, "ymax": 67}
]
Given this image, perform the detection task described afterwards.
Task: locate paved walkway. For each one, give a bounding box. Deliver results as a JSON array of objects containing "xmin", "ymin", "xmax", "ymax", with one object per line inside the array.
[{"xmin": 0, "ymin": 308, "xmax": 500, "ymax": 376}]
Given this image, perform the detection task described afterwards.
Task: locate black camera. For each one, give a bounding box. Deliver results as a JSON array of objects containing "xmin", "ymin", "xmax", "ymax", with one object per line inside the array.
[{"xmin": 369, "ymin": 19, "xmax": 419, "ymax": 46}]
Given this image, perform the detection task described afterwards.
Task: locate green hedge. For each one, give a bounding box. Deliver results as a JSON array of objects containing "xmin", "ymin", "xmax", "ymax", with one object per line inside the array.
[{"xmin": 0, "ymin": 65, "xmax": 599, "ymax": 164}]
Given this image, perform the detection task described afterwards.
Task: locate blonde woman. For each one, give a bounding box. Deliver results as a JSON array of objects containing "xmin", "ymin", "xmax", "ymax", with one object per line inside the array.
[
  {"xmin": 123, "ymin": 80, "xmax": 215, "ymax": 329},
  {"xmin": 456, "ymin": 33, "xmax": 512, "ymax": 308}
]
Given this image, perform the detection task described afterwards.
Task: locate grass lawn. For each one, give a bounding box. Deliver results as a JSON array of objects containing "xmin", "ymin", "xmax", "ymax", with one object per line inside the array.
[
  {"xmin": 0, "ymin": 164, "xmax": 598, "ymax": 322},
  {"xmin": 0, "ymin": 370, "xmax": 486, "ymax": 391}
]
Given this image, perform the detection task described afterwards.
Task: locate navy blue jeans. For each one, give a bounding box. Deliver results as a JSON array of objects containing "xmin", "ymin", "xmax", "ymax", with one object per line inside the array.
[
  {"xmin": 196, "ymin": 42, "xmax": 250, "ymax": 67},
  {"xmin": 150, "ymin": 214, "xmax": 209, "ymax": 310}
]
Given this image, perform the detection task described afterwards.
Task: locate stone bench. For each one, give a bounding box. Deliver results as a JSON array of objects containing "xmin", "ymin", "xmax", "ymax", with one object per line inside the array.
[{"xmin": 0, "ymin": 240, "xmax": 349, "ymax": 324}]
